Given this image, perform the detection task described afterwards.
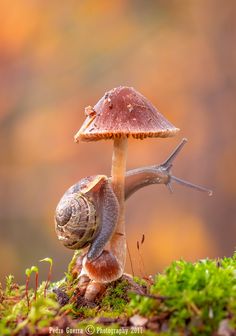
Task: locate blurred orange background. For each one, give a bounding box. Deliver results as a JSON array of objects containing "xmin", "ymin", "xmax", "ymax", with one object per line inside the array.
[{"xmin": 0, "ymin": 0, "xmax": 235, "ymax": 284}]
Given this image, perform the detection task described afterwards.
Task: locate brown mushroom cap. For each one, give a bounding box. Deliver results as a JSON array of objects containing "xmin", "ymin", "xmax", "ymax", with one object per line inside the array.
[{"xmin": 75, "ymin": 86, "xmax": 179, "ymax": 142}]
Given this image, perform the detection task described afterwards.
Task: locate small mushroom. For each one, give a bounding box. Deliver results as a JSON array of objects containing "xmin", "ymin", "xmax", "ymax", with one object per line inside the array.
[{"xmin": 74, "ymin": 86, "xmax": 179, "ymax": 283}]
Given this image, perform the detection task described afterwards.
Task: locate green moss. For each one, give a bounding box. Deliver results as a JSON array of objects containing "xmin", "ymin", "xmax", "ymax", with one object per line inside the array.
[
  {"xmin": 1, "ymin": 254, "xmax": 236, "ymax": 335},
  {"xmin": 5, "ymin": 275, "xmax": 15, "ymax": 296},
  {"xmin": 133, "ymin": 276, "xmax": 148, "ymax": 287},
  {"xmin": 100, "ymin": 279, "xmax": 129, "ymax": 315},
  {"xmin": 67, "ymin": 250, "xmax": 81, "ymax": 274},
  {"xmin": 130, "ymin": 256, "xmax": 236, "ymax": 335}
]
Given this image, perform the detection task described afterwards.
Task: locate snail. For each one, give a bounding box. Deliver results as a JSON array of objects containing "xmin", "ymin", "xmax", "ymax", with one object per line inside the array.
[
  {"xmin": 55, "ymin": 87, "xmax": 213, "ymax": 301},
  {"xmin": 55, "ymin": 139, "xmax": 212, "ymax": 263},
  {"xmin": 55, "ymin": 174, "xmax": 119, "ymax": 261}
]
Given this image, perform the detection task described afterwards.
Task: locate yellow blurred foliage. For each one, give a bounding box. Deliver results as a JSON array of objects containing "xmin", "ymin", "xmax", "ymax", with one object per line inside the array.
[{"xmin": 144, "ymin": 213, "xmax": 216, "ymax": 272}]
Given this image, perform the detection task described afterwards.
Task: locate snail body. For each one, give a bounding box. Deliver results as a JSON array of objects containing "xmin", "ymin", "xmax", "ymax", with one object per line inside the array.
[
  {"xmin": 55, "ymin": 168, "xmax": 168, "ymax": 261},
  {"xmin": 55, "ymin": 140, "xmax": 211, "ymax": 265}
]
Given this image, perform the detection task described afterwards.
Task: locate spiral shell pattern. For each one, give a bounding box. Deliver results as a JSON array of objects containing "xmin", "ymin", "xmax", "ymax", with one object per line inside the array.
[{"xmin": 55, "ymin": 192, "xmax": 99, "ymax": 250}]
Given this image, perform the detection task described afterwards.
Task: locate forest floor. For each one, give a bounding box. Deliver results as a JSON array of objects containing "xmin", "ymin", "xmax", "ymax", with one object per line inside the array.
[{"xmin": 1, "ymin": 252, "xmax": 236, "ymax": 336}]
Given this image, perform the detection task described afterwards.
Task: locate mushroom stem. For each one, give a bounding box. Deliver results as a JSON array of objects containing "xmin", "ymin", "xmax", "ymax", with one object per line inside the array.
[{"xmin": 110, "ymin": 137, "xmax": 128, "ymax": 273}]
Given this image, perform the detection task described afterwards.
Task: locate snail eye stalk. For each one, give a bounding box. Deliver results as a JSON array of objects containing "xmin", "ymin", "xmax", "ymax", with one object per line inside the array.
[
  {"xmin": 161, "ymin": 138, "xmax": 213, "ymax": 196},
  {"xmin": 170, "ymin": 176, "xmax": 213, "ymax": 196},
  {"xmin": 161, "ymin": 138, "xmax": 188, "ymax": 171}
]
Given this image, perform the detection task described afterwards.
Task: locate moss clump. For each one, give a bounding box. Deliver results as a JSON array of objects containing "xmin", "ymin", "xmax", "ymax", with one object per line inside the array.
[
  {"xmin": 100, "ymin": 279, "xmax": 130, "ymax": 315},
  {"xmin": 130, "ymin": 255, "xmax": 236, "ymax": 335},
  {"xmin": 1, "ymin": 254, "xmax": 236, "ymax": 335}
]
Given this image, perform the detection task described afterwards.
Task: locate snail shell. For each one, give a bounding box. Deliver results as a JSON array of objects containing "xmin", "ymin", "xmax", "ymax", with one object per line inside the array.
[
  {"xmin": 55, "ymin": 175, "xmax": 119, "ymax": 261},
  {"xmin": 55, "ymin": 176, "xmax": 102, "ymax": 250},
  {"xmin": 55, "ymin": 194, "xmax": 98, "ymax": 250}
]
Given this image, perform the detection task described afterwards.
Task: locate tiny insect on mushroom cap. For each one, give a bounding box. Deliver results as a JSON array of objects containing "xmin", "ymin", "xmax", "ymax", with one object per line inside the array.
[
  {"xmin": 83, "ymin": 250, "xmax": 123, "ymax": 283},
  {"xmin": 74, "ymin": 86, "xmax": 179, "ymax": 142}
]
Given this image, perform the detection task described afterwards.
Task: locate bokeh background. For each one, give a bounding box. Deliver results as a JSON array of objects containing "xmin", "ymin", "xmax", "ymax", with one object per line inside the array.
[{"xmin": 0, "ymin": 0, "xmax": 235, "ymax": 284}]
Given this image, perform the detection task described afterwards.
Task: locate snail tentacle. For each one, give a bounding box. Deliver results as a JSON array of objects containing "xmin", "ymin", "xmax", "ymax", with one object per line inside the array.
[{"xmin": 124, "ymin": 139, "xmax": 212, "ymax": 198}]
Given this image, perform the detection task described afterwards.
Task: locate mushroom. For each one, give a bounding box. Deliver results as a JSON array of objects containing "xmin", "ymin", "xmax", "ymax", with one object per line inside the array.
[{"xmin": 74, "ymin": 86, "xmax": 179, "ymax": 283}]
